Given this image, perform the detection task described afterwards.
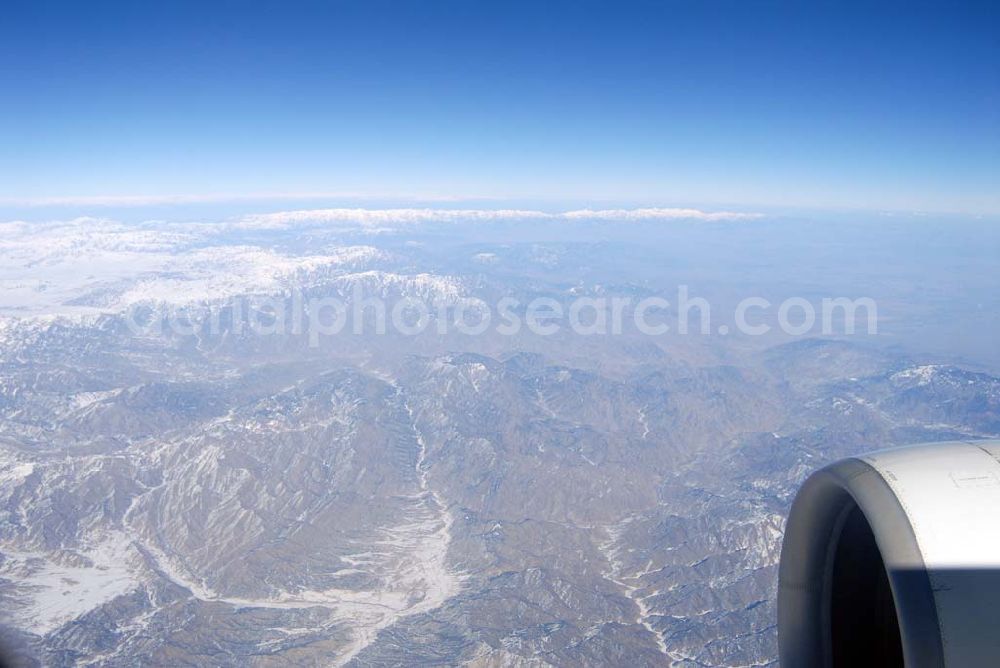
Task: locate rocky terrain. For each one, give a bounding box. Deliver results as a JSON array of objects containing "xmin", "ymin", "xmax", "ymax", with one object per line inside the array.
[{"xmin": 0, "ymin": 210, "xmax": 997, "ymax": 666}]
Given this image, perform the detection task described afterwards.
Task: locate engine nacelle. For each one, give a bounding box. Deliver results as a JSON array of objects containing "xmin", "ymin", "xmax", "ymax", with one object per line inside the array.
[{"xmin": 778, "ymin": 440, "xmax": 1000, "ymax": 667}]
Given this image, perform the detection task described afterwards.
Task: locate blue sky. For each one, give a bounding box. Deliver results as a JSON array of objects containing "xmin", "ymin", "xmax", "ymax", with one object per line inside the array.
[{"xmin": 4, "ymin": 1, "xmax": 999, "ymax": 214}]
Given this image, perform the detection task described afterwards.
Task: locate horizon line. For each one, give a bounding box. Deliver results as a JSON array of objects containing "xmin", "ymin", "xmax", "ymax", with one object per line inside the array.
[{"xmin": 0, "ymin": 192, "xmax": 995, "ymax": 219}]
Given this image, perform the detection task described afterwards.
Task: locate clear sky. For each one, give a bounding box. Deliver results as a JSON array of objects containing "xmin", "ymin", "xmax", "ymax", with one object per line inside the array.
[{"xmin": 4, "ymin": 1, "xmax": 999, "ymax": 214}]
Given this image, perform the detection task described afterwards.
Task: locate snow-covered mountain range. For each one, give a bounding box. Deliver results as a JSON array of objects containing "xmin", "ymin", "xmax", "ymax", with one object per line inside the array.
[{"xmin": 0, "ymin": 210, "xmax": 997, "ymax": 666}]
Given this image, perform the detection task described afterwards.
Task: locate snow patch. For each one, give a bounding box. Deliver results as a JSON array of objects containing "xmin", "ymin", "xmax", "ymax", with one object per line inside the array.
[{"xmin": 0, "ymin": 532, "xmax": 140, "ymax": 634}]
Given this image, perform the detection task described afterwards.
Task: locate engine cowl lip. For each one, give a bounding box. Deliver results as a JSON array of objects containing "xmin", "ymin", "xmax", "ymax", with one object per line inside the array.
[{"xmin": 778, "ymin": 454, "xmax": 946, "ymax": 668}]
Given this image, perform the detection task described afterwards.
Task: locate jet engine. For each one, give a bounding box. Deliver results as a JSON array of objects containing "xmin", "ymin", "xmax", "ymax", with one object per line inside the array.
[{"xmin": 778, "ymin": 440, "xmax": 1000, "ymax": 667}]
